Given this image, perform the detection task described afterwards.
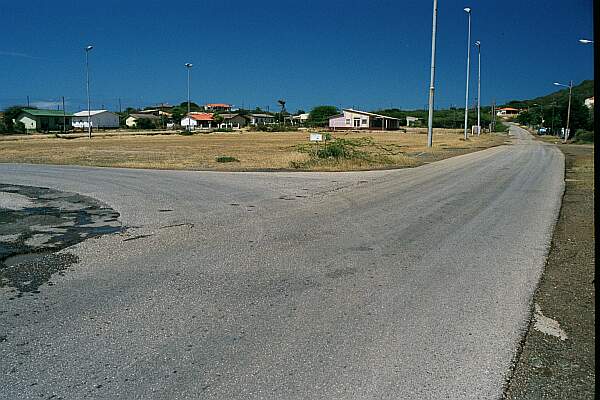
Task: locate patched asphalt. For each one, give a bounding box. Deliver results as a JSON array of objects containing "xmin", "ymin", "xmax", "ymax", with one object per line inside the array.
[{"xmin": 0, "ymin": 184, "xmax": 121, "ymax": 296}]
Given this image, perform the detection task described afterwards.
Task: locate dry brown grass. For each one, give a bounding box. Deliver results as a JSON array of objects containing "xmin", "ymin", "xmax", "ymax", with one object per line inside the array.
[{"xmin": 0, "ymin": 128, "xmax": 508, "ymax": 171}]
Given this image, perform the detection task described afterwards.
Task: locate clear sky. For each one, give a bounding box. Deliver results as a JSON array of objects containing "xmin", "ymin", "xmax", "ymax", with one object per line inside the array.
[{"xmin": 0, "ymin": 0, "xmax": 594, "ymax": 113}]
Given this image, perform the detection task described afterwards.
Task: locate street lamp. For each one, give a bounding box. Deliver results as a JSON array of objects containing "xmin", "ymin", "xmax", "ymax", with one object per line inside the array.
[
  {"xmin": 553, "ymin": 81, "xmax": 573, "ymax": 143},
  {"xmin": 184, "ymin": 63, "xmax": 193, "ymax": 131},
  {"xmin": 426, "ymin": 0, "xmax": 438, "ymax": 148},
  {"xmin": 578, "ymin": 39, "xmax": 594, "ymax": 44},
  {"xmin": 475, "ymin": 40, "xmax": 481, "ymax": 136},
  {"xmin": 85, "ymin": 45, "xmax": 93, "ymax": 139},
  {"xmin": 463, "ymin": 7, "xmax": 472, "ymax": 140}
]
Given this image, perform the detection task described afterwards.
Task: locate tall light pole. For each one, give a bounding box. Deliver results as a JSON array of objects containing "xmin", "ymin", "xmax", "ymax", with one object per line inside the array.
[
  {"xmin": 85, "ymin": 45, "xmax": 93, "ymax": 139},
  {"xmin": 463, "ymin": 7, "xmax": 472, "ymax": 140},
  {"xmin": 426, "ymin": 0, "xmax": 438, "ymax": 148},
  {"xmin": 475, "ymin": 40, "xmax": 481, "ymax": 135},
  {"xmin": 554, "ymin": 81, "xmax": 573, "ymax": 143},
  {"xmin": 184, "ymin": 63, "xmax": 193, "ymax": 131}
]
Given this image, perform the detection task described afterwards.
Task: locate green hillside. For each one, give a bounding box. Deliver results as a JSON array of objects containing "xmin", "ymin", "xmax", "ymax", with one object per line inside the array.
[{"xmin": 504, "ymin": 80, "xmax": 594, "ymax": 109}]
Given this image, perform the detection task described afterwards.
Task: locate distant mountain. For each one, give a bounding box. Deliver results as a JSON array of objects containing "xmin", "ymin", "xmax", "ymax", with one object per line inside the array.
[{"xmin": 504, "ymin": 80, "xmax": 594, "ymax": 108}]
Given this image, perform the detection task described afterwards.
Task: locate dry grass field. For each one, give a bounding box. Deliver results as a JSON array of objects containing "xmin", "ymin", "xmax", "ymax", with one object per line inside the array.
[{"xmin": 0, "ymin": 128, "xmax": 509, "ymax": 171}]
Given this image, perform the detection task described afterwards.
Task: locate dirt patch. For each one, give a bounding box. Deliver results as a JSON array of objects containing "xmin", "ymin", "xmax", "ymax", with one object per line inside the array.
[
  {"xmin": 0, "ymin": 129, "xmax": 507, "ymax": 172},
  {"xmin": 504, "ymin": 144, "xmax": 595, "ymax": 399}
]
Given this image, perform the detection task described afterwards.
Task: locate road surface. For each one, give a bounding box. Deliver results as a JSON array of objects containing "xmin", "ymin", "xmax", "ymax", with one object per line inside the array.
[{"xmin": 0, "ymin": 125, "xmax": 564, "ymax": 399}]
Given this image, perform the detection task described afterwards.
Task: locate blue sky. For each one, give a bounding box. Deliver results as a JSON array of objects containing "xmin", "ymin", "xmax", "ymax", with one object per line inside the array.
[{"xmin": 0, "ymin": 0, "xmax": 594, "ymax": 112}]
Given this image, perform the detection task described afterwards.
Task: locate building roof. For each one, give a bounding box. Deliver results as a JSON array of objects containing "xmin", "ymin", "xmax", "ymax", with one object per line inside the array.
[
  {"xmin": 219, "ymin": 113, "xmax": 245, "ymax": 120},
  {"xmin": 339, "ymin": 108, "xmax": 401, "ymax": 120},
  {"xmin": 128, "ymin": 113, "xmax": 160, "ymax": 120},
  {"xmin": 205, "ymin": 103, "xmax": 231, "ymax": 108},
  {"xmin": 73, "ymin": 109, "xmax": 113, "ymax": 117},
  {"xmin": 188, "ymin": 113, "xmax": 214, "ymax": 121},
  {"xmin": 497, "ymin": 107, "xmax": 519, "ymax": 111},
  {"xmin": 250, "ymin": 113, "xmax": 274, "ymax": 118},
  {"xmin": 21, "ymin": 108, "xmax": 74, "ymax": 117}
]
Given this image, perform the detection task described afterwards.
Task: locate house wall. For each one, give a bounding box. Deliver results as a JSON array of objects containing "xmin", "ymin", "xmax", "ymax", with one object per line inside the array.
[
  {"xmin": 73, "ymin": 112, "xmax": 119, "ymax": 128},
  {"xmin": 18, "ymin": 115, "xmax": 37, "ymax": 130},
  {"xmin": 125, "ymin": 117, "xmax": 137, "ymax": 127},
  {"xmin": 180, "ymin": 117, "xmax": 198, "ymax": 128},
  {"xmin": 329, "ymin": 115, "xmax": 346, "ymax": 128},
  {"xmin": 221, "ymin": 115, "xmax": 247, "ymax": 129}
]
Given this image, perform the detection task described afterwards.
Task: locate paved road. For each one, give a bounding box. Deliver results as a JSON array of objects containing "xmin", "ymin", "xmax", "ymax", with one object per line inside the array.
[{"xmin": 0, "ymin": 125, "xmax": 564, "ymax": 399}]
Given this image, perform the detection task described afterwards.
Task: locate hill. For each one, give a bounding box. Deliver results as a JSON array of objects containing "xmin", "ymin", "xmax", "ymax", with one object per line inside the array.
[{"xmin": 504, "ymin": 80, "xmax": 594, "ymax": 109}]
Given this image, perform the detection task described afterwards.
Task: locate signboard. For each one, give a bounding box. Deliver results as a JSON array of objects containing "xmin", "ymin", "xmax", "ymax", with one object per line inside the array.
[{"xmin": 309, "ymin": 133, "xmax": 323, "ymax": 142}]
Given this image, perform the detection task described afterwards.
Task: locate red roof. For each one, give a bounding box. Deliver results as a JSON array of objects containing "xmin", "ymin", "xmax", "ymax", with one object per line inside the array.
[
  {"xmin": 189, "ymin": 112, "xmax": 213, "ymax": 121},
  {"xmin": 498, "ymin": 107, "xmax": 519, "ymax": 111},
  {"xmin": 205, "ymin": 103, "xmax": 231, "ymax": 108}
]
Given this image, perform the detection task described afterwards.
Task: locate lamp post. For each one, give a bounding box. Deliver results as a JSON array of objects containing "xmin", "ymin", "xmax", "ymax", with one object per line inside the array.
[
  {"xmin": 553, "ymin": 81, "xmax": 573, "ymax": 143},
  {"xmin": 463, "ymin": 7, "xmax": 472, "ymax": 140},
  {"xmin": 184, "ymin": 63, "xmax": 193, "ymax": 131},
  {"xmin": 426, "ymin": 0, "xmax": 438, "ymax": 148},
  {"xmin": 85, "ymin": 45, "xmax": 93, "ymax": 139},
  {"xmin": 475, "ymin": 40, "xmax": 481, "ymax": 135}
]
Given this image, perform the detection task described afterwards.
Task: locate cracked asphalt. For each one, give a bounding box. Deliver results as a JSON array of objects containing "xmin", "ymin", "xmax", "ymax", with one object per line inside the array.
[{"xmin": 0, "ymin": 126, "xmax": 564, "ymax": 399}]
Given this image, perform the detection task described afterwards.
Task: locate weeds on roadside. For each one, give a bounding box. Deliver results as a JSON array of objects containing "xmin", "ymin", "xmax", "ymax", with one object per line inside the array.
[
  {"xmin": 290, "ymin": 136, "xmax": 397, "ymax": 169},
  {"xmin": 216, "ymin": 156, "xmax": 240, "ymax": 163}
]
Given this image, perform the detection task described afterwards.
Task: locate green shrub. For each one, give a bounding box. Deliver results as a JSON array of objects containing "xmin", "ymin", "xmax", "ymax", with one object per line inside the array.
[
  {"xmin": 216, "ymin": 156, "xmax": 240, "ymax": 163},
  {"xmin": 177, "ymin": 130, "xmax": 194, "ymax": 136},
  {"xmin": 251, "ymin": 124, "xmax": 297, "ymax": 132},
  {"xmin": 574, "ymin": 129, "xmax": 594, "ymax": 143}
]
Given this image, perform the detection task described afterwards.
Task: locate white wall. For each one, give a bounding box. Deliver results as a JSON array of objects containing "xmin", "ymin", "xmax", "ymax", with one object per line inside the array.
[{"xmin": 72, "ymin": 111, "xmax": 119, "ymax": 128}]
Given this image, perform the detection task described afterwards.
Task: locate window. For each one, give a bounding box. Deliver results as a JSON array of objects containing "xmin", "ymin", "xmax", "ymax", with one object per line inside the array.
[
  {"xmin": 361, "ymin": 119, "xmax": 367, "ymax": 125},
  {"xmin": 346, "ymin": 119, "xmax": 350, "ymax": 125}
]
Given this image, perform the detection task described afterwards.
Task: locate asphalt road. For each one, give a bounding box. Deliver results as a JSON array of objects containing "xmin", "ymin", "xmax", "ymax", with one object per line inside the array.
[{"xmin": 0, "ymin": 125, "xmax": 564, "ymax": 399}]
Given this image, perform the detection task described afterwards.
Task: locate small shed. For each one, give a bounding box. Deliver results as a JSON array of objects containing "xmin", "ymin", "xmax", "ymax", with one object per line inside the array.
[{"xmin": 72, "ymin": 110, "xmax": 119, "ymax": 129}]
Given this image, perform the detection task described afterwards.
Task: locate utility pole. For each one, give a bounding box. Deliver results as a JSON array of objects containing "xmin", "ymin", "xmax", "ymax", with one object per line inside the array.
[
  {"xmin": 27, "ymin": 95, "xmax": 30, "ymax": 107},
  {"xmin": 62, "ymin": 96, "xmax": 66, "ymax": 133},
  {"xmin": 553, "ymin": 81, "xmax": 573, "ymax": 142},
  {"xmin": 492, "ymin": 99, "xmax": 496, "ymax": 132},
  {"xmin": 426, "ymin": 0, "xmax": 438, "ymax": 148},
  {"xmin": 463, "ymin": 7, "xmax": 472, "ymax": 140},
  {"xmin": 475, "ymin": 40, "xmax": 481, "ymax": 135},
  {"xmin": 85, "ymin": 45, "xmax": 93, "ymax": 139},
  {"xmin": 184, "ymin": 63, "xmax": 193, "ymax": 131},
  {"xmin": 118, "ymin": 98, "xmax": 122, "ymax": 113}
]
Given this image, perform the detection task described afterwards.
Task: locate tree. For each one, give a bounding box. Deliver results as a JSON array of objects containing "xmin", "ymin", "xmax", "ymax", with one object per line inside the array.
[
  {"xmin": 2, "ymin": 106, "xmax": 28, "ymax": 133},
  {"xmin": 136, "ymin": 118, "xmax": 157, "ymax": 129},
  {"xmin": 179, "ymin": 101, "xmax": 202, "ymax": 112},
  {"xmin": 307, "ymin": 105, "xmax": 339, "ymax": 127},
  {"xmin": 213, "ymin": 113, "xmax": 224, "ymax": 127}
]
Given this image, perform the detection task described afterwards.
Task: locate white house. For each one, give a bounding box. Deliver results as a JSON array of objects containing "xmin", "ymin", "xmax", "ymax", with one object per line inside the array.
[
  {"xmin": 72, "ymin": 110, "xmax": 119, "ymax": 129},
  {"xmin": 584, "ymin": 96, "xmax": 594, "ymax": 109},
  {"xmin": 248, "ymin": 113, "xmax": 275, "ymax": 125},
  {"xmin": 181, "ymin": 113, "xmax": 214, "ymax": 129},
  {"xmin": 328, "ymin": 109, "xmax": 401, "ymax": 130},
  {"xmin": 290, "ymin": 113, "xmax": 310, "ymax": 125}
]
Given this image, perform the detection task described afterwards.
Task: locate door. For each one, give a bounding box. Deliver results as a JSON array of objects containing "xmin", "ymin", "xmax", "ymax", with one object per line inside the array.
[{"xmin": 353, "ymin": 118, "xmax": 360, "ymax": 128}]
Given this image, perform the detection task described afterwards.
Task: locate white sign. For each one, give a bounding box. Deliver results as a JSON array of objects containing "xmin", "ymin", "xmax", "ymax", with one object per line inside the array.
[{"xmin": 309, "ymin": 133, "xmax": 323, "ymax": 142}]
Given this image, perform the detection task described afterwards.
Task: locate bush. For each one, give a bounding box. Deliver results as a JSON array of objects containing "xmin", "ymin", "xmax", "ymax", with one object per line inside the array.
[
  {"xmin": 250, "ymin": 124, "xmax": 297, "ymax": 132},
  {"xmin": 177, "ymin": 130, "xmax": 194, "ymax": 136},
  {"xmin": 574, "ymin": 129, "xmax": 594, "ymax": 143},
  {"xmin": 216, "ymin": 156, "xmax": 240, "ymax": 163},
  {"xmin": 214, "ymin": 128, "xmax": 233, "ymax": 132}
]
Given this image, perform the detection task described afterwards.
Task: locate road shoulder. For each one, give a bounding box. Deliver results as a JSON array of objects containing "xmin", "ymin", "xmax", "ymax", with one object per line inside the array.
[{"xmin": 504, "ymin": 144, "xmax": 595, "ymax": 399}]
